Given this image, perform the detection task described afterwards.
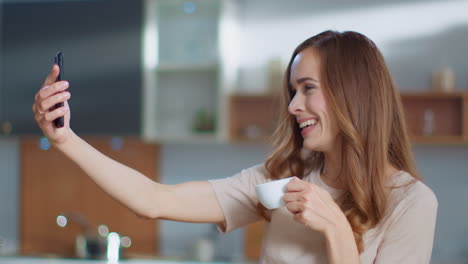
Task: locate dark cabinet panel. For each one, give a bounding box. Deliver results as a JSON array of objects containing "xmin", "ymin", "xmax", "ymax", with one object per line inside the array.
[{"xmin": 1, "ymin": 0, "xmax": 142, "ymax": 135}]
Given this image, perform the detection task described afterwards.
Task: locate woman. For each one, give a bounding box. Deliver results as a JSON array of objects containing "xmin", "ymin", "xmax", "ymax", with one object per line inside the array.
[{"xmin": 32, "ymin": 30, "xmax": 437, "ymax": 263}]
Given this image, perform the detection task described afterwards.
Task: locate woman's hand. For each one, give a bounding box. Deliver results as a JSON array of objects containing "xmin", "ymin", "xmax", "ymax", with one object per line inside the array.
[
  {"xmin": 283, "ymin": 177, "xmax": 347, "ymax": 234},
  {"xmin": 32, "ymin": 64, "xmax": 72, "ymax": 145},
  {"xmin": 284, "ymin": 177, "xmax": 360, "ymax": 263}
]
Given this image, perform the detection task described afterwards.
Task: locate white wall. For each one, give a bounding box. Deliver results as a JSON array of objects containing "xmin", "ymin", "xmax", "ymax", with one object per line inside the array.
[
  {"xmin": 235, "ymin": 0, "xmax": 468, "ymax": 94},
  {"xmin": 414, "ymin": 146, "xmax": 468, "ymax": 262}
]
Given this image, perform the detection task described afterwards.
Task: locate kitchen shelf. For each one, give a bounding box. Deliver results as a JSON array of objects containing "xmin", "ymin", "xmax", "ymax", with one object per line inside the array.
[
  {"xmin": 227, "ymin": 92, "xmax": 468, "ymax": 144},
  {"xmin": 401, "ymin": 92, "xmax": 468, "ymax": 144},
  {"xmin": 228, "ymin": 93, "xmax": 279, "ymax": 143}
]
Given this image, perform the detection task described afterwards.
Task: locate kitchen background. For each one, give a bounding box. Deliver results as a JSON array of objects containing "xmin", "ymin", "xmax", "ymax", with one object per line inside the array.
[{"xmin": 1, "ymin": 0, "xmax": 468, "ymax": 263}]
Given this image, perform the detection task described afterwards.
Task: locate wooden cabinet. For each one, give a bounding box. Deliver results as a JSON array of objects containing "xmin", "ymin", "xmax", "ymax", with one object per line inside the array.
[
  {"xmin": 245, "ymin": 221, "xmax": 265, "ymax": 261},
  {"xmin": 20, "ymin": 137, "xmax": 159, "ymax": 257},
  {"xmin": 228, "ymin": 94, "xmax": 279, "ymax": 143},
  {"xmin": 401, "ymin": 92, "xmax": 468, "ymax": 144},
  {"xmin": 228, "ymin": 92, "xmax": 468, "ymax": 144}
]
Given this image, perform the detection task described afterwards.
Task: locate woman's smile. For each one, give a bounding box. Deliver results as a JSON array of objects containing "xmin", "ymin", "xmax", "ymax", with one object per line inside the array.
[{"xmin": 299, "ymin": 118, "xmax": 319, "ymax": 137}]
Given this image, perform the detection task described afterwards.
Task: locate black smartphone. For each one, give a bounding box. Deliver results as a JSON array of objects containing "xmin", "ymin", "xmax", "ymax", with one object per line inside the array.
[{"xmin": 53, "ymin": 51, "xmax": 65, "ymax": 128}]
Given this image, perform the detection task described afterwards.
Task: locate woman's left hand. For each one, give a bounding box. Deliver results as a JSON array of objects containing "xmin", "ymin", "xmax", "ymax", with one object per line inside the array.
[
  {"xmin": 283, "ymin": 176, "xmax": 347, "ymax": 234},
  {"xmin": 284, "ymin": 177, "xmax": 360, "ymax": 263}
]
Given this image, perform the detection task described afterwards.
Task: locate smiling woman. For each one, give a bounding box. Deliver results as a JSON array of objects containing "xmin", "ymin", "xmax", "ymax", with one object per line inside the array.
[
  {"xmin": 31, "ymin": 30, "xmax": 436, "ymax": 264},
  {"xmin": 253, "ymin": 30, "xmax": 437, "ymax": 263},
  {"xmin": 288, "ymin": 49, "xmax": 341, "ymax": 152}
]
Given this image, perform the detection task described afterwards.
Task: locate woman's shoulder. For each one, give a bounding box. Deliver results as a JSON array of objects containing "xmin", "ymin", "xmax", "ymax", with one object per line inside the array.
[
  {"xmin": 390, "ymin": 171, "xmax": 436, "ymax": 197},
  {"xmin": 209, "ymin": 163, "xmax": 270, "ymax": 186},
  {"xmin": 387, "ymin": 171, "xmax": 438, "ymax": 216},
  {"xmin": 239, "ymin": 163, "xmax": 269, "ymax": 180}
]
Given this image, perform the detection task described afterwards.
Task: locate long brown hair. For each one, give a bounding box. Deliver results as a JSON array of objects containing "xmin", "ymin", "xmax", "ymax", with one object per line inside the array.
[{"xmin": 263, "ymin": 30, "xmax": 420, "ymax": 252}]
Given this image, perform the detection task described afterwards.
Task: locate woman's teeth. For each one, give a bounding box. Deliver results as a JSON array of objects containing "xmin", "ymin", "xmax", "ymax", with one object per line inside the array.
[{"xmin": 299, "ymin": 119, "xmax": 317, "ymax": 129}]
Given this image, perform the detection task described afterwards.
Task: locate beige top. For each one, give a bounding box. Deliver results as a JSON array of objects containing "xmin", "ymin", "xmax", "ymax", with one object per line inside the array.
[{"xmin": 209, "ymin": 164, "xmax": 438, "ymax": 264}]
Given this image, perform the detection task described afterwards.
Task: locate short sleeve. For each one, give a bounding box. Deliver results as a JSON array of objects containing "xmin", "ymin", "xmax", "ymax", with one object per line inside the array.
[
  {"xmin": 374, "ymin": 186, "xmax": 438, "ymax": 264},
  {"xmin": 208, "ymin": 164, "xmax": 269, "ymax": 233}
]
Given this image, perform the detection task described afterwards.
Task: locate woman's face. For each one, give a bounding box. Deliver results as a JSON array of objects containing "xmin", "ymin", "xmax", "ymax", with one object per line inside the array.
[{"xmin": 288, "ymin": 47, "xmax": 340, "ymax": 153}]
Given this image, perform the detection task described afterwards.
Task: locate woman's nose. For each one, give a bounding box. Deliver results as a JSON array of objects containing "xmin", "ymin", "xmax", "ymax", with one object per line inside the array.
[{"xmin": 288, "ymin": 94, "xmax": 304, "ymax": 115}]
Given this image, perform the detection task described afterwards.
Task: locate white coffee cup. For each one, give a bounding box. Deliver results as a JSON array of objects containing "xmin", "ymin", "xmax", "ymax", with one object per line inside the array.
[{"xmin": 255, "ymin": 177, "xmax": 293, "ymax": 209}]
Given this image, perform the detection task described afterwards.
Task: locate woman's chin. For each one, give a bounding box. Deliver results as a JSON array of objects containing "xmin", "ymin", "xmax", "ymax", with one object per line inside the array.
[{"xmin": 303, "ymin": 140, "xmax": 323, "ymax": 152}]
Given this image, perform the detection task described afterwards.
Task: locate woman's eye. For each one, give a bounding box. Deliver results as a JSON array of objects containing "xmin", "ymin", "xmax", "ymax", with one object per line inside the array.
[{"xmin": 304, "ymin": 85, "xmax": 316, "ymax": 91}]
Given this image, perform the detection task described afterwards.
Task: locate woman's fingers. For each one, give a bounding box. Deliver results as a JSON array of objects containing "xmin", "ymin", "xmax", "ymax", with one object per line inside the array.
[
  {"xmin": 36, "ymin": 80, "xmax": 69, "ymax": 101},
  {"xmin": 283, "ymin": 191, "xmax": 307, "ymax": 202},
  {"xmin": 286, "ymin": 177, "xmax": 310, "ymax": 192},
  {"xmin": 284, "ymin": 182, "xmax": 335, "ymax": 213},
  {"xmin": 41, "ymin": 64, "xmax": 60, "ymax": 88},
  {"xmin": 41, "ymin": 104, "xmax": 69, "ymax": 122},
  {"xmin": 32, "ymin": 66, "xmax": 72, "ymax": 146},
  {"xmin": 286, "ymin": 201, "xmax": 305, "ymax": 214},
  {"xmin": 36, "ymin": 90, "xmax": 71, "ymax": 114},
  {"xmin": 283, "ymin": 179, "xmax": 347, "ymax": 233}
]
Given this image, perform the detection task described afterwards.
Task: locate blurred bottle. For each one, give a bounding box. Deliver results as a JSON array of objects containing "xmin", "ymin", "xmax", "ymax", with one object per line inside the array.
[
  {"xmin": 193, "ymin": 224, "xmax": 218, "ymax": 262},
  {"xmin": 432, "ymin": 67, "xmax": 454, "ymax": 92},
  {"xmin": 423, "ymin": 109, "xmax": 435, "ymax": 136},
  {"xmin": 266, "ymin": 57, "xmax": 284, "ymax": 95},
  {"xmin": 193, "ymin": 238, "xmax": 215, "ymax": 262}
]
